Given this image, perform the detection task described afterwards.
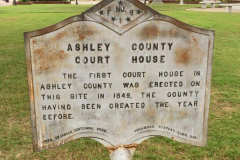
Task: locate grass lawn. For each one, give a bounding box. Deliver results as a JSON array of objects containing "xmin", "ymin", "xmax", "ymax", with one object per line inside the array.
[{"xmin": 0, "ymin": 3, "xmax": 239, "ymax": 160}]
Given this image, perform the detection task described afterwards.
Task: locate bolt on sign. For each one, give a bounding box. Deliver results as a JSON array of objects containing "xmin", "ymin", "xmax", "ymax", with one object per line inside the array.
[{"xmin": 25, "ymin": 0, "xmax": 214, "ymax": 159}]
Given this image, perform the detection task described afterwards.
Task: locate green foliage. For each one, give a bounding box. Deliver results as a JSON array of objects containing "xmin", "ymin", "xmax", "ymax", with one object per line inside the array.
[{"xmin": 0, "ymin": 4, "xmax": 239, "ymax": 160}]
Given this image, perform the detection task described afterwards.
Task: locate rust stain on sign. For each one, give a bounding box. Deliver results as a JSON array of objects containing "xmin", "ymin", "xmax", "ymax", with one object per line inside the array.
[
  {"xmin": 192, "ymin": 35, "xmax": 198, "ymax": 43},
  {"xmin": 175, "ymin": 47, "xmax": 191, "ymax": 65},
  {"xmin": 51, "ymin": 30, "xmax": 69, "ymax": 42},
  {"xmin": 33, "ymin": 48, "xmax": 68, "ymax": 74},
  {"xmin": 192, "ymin": 35, "xmax": 205, "ymax": 63},
  {"xmin": 140, "ymin": 24, "xmax": 160, "ymax": 40},
  {"xmin": 32, "ymin": 39, "xmax": 37, "ymax": 45},
  {"xmin": 107, "ymin": 143, "xmax": 139, "ymax": 154},
  {"xmin": 73, "ymin": 25, "xmax": 97, "ymax": 41}
]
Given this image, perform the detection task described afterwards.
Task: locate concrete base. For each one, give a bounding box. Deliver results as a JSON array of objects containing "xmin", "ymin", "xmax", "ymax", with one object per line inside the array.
[
  {"xmin": 200, "ymin": 2, "xmax": 219, "ymax": 9},
  {"xmin": 201, "ymin": 3, "xmax": 207, "ymax": 8},
  {"xmin": 211, "ymin": 3, "xmax": 215, "ymax": 8},
  {"xmin": 226, "ymin": 6, "xmax": 232, "ymax": 12},
  {"xmin": 219, "ymin": 4, "xmax": 240, "ymax": 13}
]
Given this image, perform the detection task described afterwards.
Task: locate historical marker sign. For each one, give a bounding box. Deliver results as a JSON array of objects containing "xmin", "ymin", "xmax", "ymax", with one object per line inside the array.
[{"xmin": 25, "ymin": 0, "xmax": 214, "ymax": 159}]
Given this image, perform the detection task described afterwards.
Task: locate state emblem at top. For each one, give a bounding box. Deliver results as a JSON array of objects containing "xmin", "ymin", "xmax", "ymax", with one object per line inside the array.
[
  {"xmin": 84, "ymin": 0, "xmax": 157, "ymax": 34},
  {"xmin": 95, "ymin": 0, "xmax": 144, "ymax": 27}
]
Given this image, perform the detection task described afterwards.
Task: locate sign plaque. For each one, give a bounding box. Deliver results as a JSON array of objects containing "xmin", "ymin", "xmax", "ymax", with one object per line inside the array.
[{"xmin": 25, "ymin": 0, "xmax": 214, "ymax": 159}]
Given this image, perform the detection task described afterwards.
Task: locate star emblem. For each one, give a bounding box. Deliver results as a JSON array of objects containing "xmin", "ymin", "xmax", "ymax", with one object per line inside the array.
[
  {"xmin": 94, "ymin": 0, "xmax": 146, "ymax": 28},
  {"xmin": 111, "ymin": 17, "xmax": 116, "ymax": 22},
  {"xmin": 99, "ymin": 10, "xmax": 104, "ymax": 15},
  {"xmin": 118, "ymin": 0, "xmax": 123, "ymax": 5},
  {"xmin": 126, "ymin": 17, "xmax": 131, "ymax": 22},
  {"xmin": 136, "ymin": 9, "xmax": 142, "ymax": 15}
]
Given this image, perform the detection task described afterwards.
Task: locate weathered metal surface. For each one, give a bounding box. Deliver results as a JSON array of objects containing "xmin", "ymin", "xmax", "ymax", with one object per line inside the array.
[{"xmin": 24, "ymin": 0, "xmax": 214, "ymax": 158}]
